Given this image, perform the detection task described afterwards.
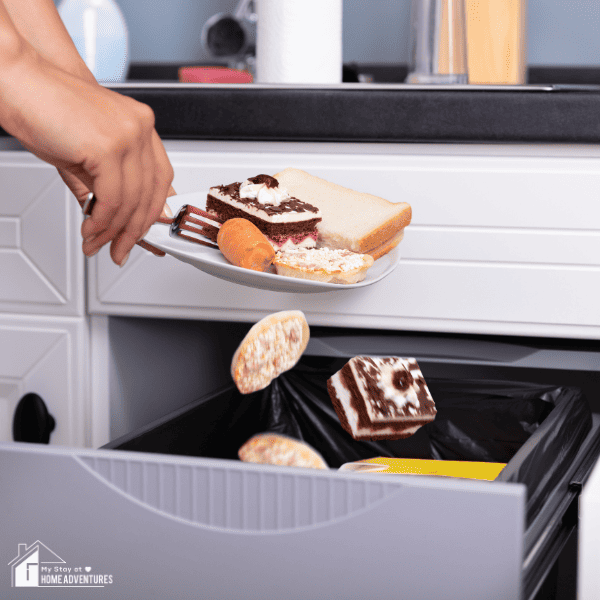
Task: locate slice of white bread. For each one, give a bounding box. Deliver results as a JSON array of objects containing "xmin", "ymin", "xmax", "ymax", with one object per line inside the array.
[
  {"xmin": 273, "ymin": 168, "xmax": 412, "ymax": 260},
  {"xmin": 231, "ymin": 310, "xmax": 310, "ymax": 394}
]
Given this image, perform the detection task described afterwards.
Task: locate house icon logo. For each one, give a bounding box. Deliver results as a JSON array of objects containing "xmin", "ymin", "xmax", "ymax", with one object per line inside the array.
[
  {"xmin": 8, "ymin": 540, "xmax": 114, "ymax": 588},
  {"xmin": 8, "ymin": 541, "xmax": 65, "ymax": 587}
]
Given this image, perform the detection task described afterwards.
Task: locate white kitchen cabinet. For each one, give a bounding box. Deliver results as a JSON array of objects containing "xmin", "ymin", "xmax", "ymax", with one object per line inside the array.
[
  {"xmin": 0, "ymin": 314, "xmax": 89, "ymax": 447},
  {"xmin": 0, "ymin": 150, "xmax": 86, "ymax": 317},
  {"xmin": 0, "ymin": 143, "xmax": 90, "ymax": 447},
  {"xmin": 88, "ymin": 140, "xmax": 600, "ymax": 340}
]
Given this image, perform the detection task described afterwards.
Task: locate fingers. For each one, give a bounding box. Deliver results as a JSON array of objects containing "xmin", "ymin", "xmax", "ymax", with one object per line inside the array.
[
  {"xmin": 75, "ymin": 107, "xmax": 174, "ymax": 265},
  {"xmin": 149, "ymin": 128, "xmax": 176, "ymax": 224},
  {"xmin": 123, "ymin": 130, "xmax": 176, "ymax": 244},
  {"xmin": 56, "ymin": 166, "xmax": 93, "ymax": 201},
  {"xmin": 137, "ymin": 130, "xmax": 173, "ymax": 240},
  {"xmin": 162, "ymin": 185, "xmax": 177, "ymax": 219},
  {"xmin": 3, "ymin": 56, "xmax": 175, "ymax": 267},
  {"xmin": 109, "ymin": 138, "xmax": 154, "ymax": 265},
  {"xmin": 86, "ymin": 146, "xmax": 147, "ymax": 264},
  {"xmin": 80, "ymin": 154, "xmax": 123, "ymax": 256}
]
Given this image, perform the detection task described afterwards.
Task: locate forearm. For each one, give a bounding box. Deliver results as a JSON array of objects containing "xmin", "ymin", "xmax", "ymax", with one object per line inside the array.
[{"xmin": 1, "ymin": 0, "xmax": 96, "ymax": 85}]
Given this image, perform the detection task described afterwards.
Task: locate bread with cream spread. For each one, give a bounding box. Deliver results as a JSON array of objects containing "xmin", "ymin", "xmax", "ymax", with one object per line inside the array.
[
  {"xmin": 273, "ymin": 247, "xmax": 374, "ymax": 284},
  {"xmin": 238, "ymin": 433, "xmax": 328, "ymax": 470},
  {"xmin": 231, "ymin": 310, "xmax": 310, "ymax": 394}
]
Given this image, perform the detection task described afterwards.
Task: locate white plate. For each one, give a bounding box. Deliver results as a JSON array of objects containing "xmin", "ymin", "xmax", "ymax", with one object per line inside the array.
[{"xmin": 143, "ymin": 191, "xmax": 401, "ymax": 294}]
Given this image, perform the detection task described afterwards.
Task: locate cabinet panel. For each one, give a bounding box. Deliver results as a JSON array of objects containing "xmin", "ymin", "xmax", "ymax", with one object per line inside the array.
[
  {"xmin": 0, "ymin": 314, "xmax": 88, "ymax": 447},
  {"xmin": 88, "ymin": 142, "xmax": 600, "ymax": 339},
  {"xmin": 0, "ymin": 152, "xmax": 85, "ymax": 316}
]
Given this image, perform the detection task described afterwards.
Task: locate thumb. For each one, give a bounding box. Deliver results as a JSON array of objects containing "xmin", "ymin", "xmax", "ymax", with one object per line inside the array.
[{"xmin": 162, "ymin": 185, "xmax": 177, "ymax": 219}]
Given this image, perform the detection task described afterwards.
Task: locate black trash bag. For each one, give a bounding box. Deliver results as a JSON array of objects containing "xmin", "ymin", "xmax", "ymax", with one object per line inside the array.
[
  {"xmin": 242, "ymin": 355, "xmax": 591, "ymax": 525},
  {"xmin": 109, "ymin": 354, "xmax": 592, "ymax": 526}
]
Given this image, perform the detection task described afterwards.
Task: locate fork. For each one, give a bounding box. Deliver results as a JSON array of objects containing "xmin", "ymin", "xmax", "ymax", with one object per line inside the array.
[{"xmin": 169, "ymin": 204, "xmax": 224, "ymax": 249}]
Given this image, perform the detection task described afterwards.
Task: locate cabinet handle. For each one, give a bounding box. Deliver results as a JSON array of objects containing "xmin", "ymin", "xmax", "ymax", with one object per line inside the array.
[{"xmin": 12, "ymin": 393, "xmax": 56, "ymax": 444}]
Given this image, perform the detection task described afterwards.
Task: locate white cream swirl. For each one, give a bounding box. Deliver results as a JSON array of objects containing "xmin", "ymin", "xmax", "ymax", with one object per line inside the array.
[{"xmin": 240, "ymin": 179, "xmax": 290, "ymax": 206}]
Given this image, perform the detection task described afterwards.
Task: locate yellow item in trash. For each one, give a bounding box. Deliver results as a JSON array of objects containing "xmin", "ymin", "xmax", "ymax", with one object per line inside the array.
[{"xmin": 338, "ymin": 457, "xmax": 506, "ymax": 481}]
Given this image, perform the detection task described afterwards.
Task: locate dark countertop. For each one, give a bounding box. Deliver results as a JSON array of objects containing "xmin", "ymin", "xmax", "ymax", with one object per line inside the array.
[
  {"xmin": 110, "ymin": 81, "xmax": 600, "ymax": 144},
  {"xmin": 4, "ymin": 64, "xmax": 600, "ymax": 144}
]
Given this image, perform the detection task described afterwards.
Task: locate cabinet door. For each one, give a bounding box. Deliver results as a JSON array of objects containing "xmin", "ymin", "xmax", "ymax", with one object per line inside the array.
[
  {"xmin": 0, "ymin": 152, "xmax": 85, "ymax": 317},
  {"xmin": 0, "ymin": 314, "xmax": 88, "ymax": 447},
  {"xmin": 88, "ymin": 142, "xmax": 600, "ymax": 339}
]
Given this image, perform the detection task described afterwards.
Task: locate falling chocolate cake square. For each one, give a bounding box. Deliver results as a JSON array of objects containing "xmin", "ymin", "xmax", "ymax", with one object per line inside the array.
[
  {"xmin": 206, "ymin": 174, "xmax": 322, "ymax": 251},
  {"xmin": 327, "ymin": 356, "xmax": 437, "ymax": 441}
]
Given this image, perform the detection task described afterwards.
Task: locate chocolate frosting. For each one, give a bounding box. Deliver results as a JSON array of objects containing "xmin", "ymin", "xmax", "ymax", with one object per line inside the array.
[
  {"xmin": 334, "ymin": 357, "xmax": 436, "ymax": 438},
  {"xmin": 248, "ymin": 174, "xmax": 279, "ymax": 188},
  {"xmin": 330, "ymin": 361, "xmax": 436, "ymax": 441},
  {"xmin": 213, "ymin": 180, "xmax": 320, "ymax": 217},
  {"xmin": 354, "ymin": 358, "xmax": 434, "ymax": 419},
  {"xmin": 206, "ymin": 194, "xmax": 320, "ymax": 237}
]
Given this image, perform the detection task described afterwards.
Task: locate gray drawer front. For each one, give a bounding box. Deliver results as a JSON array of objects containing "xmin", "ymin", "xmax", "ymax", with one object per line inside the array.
[{"xmin": 1, "ymin": 444, "xmax": 525, "ymax": 600}]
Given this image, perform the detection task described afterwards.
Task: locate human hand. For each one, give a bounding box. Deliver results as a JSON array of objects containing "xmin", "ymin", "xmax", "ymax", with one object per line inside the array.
[{"xmin": 0, "ymin": 48, "xmax": 175, "ymax": 266}]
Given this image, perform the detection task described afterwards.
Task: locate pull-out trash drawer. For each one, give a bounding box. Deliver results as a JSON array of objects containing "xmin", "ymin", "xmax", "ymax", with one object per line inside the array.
[{"xmin": 2, "ymin": 355, "xmax": 599, "ymax": 600}]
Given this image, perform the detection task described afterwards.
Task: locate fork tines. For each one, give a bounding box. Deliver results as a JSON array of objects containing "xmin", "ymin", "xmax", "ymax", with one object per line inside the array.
[{"xmin": 170, "ymin": 204, "xmax": 224, "ymax": 249}]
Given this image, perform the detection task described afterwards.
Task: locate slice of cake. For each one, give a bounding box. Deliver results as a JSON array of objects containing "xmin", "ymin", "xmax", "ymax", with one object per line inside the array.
[
  {"xmin": 273, "ymin": 247, "xmax": 374, "ymax": 284},
  {"xmin": 273, "ymin": 168, "xmax": 412, "ymax": 259},
  {"xmin": 327, "ymin": 356, "xmax": 436, "ymax": 441},
  {"xmin": 206, "ymin": 174, "xmax": 322, "ymax": 251}
]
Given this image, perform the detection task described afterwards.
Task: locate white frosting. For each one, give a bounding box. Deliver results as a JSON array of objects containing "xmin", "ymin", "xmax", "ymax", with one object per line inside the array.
[
  {"xmin": 240, "ymin": 179, "xmax": 290, "ymax": 206},
  {"xmin": 375, "ymin": 363, "xmax": 420, "ymax": 413},
  {"xmin": 349, "ymin": 357, "xmax": 430, "ymax": 424},
  {"xmin": 330, "ymin": 371, "xmax": 359, "ymax": 434},
  {"xmin": 274, "ymin": 247, "xmax": 369, "ymax": 272},
  {"xmin": 237, "ymin": 317, "xmax": 304, "ymax": 393},
  {"xmin": 330, "ymin": 371, "xmax": 423, "ymax": 438},
  {"xmin": 271, "ymin": 235, "xmax": 317, "ymax": 252}
]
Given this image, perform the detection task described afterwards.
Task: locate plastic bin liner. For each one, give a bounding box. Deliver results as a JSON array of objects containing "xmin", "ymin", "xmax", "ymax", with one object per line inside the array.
[{"xmin": 109, "ymin": 355, "xmax": 592, "ymax": 525}]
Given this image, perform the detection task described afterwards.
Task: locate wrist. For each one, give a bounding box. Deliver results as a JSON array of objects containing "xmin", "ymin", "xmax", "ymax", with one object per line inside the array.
[{"xmin": 61, "ymin": 60, "xmax": 98, "ymax": 87}]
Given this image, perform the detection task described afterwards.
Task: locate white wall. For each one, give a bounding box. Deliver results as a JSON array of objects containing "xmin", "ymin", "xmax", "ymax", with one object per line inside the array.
[{"xmin": 53, "ymin": 0, "xmax": 600, "ymax": 67}]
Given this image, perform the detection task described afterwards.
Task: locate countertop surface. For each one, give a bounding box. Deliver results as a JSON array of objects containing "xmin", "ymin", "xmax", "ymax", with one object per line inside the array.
[
  {"xmin": 107, "ymin": 81, "xmax": 600, "ymax": 144},
  {"xmin": 3, "ymin": 64, "xmax": 600, "ymax": 144}
]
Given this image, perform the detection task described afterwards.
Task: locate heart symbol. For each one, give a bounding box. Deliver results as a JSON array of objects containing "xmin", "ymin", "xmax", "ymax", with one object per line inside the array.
[{"xmin": 85, "ymin": 567, "xmax": 91, "ymax": 573}]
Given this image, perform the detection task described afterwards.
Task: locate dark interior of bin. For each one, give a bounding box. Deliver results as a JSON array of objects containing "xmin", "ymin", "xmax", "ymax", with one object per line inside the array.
[{"xmin": 105, "ymin": 356, "xmax": 592, "ymax": 525}]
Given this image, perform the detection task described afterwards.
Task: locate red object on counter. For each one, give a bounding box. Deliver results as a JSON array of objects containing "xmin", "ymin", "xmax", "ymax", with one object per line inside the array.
[{"xmin": 178, "ymin": 66, "xmax": 253, "ymax": 84}]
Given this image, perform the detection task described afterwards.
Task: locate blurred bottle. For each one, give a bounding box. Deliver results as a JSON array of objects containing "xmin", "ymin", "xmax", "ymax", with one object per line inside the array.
[
  {"xmin": 407, "ymin": 0, "xmax": 469, "ymax": 85},
  {"xmin": 58, "ymin": 0, "xmax": 130, "ymax": 83}
]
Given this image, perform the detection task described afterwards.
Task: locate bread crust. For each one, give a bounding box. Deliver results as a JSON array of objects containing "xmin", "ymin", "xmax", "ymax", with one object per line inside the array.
[
  {"xmin": 366, "ymin": 229, "xmax": 405, "ymax": 261},
  {"xmin": 273, "ymin": 257, "xmax": 374, "ymax": 284},
  {"xmin": 231, "ymin": 310, "xmax": 310, "ymax": 394},
  {"xmin": 274, "ymin": 168, "xmax": 411, "ymax": 259},
  {"xmin": 217, "ymin": 218, "xmax": 275, "ymax": 271}
]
